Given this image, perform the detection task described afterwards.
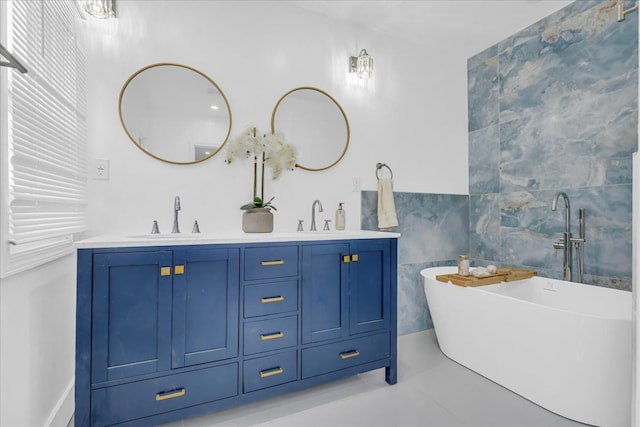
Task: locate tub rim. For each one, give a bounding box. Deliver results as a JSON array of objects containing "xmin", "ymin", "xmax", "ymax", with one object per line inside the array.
[{"xmin": 421, "ymin": 266, "xmax": 632, "ymax": 322}]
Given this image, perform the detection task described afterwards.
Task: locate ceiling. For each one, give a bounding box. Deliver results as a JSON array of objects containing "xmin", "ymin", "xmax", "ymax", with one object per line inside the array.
[{"xmin": 288, "ymin": 0, "xmax": 574, "ymax": 56}]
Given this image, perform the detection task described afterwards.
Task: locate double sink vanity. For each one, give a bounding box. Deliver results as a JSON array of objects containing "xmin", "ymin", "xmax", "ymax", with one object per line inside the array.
[
  {"xmin": 75, "ymin": 60, "xmax": 395, "ymax": 426},
  {"xmin": 75, "ymin": 230, "xmax": 399, "ymax": 426}
]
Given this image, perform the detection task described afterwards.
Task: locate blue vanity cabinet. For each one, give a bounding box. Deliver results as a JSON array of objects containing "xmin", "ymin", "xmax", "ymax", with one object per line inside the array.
[
  {"xmin": 90, "ymin": 248, "xmax": 239, "ymax": 382},
  {"xmin": 78, "ymin": 246, "xmax": 240, "ymax": 427},
  {"xmin": 241, "ymin": 244, "xmax": 300, "ymax": 394},
  {"xmin": 76, "ymin": 235, "xmax": 397, "ymax": 427},
  {"xmin": 91, "ymin": 251, "xmax": 174, "ymax": 383},
  {"xmin": 301, "ymin": 239, "xmax": 391, "ymax": 343},
  {"xmin": 348, "ymin": 240, "xmax": 391, "ymax": 335},
  {"xmin": 171, "ymin": 248, "xmax": 239, "ymax": 368},
  {"xmin": 301, "ymin": 239, "xmax": 396, "ymax": 384},
  {"xmin": 301, "ymin": 242, "xmax": 350, "ymax": 343}
]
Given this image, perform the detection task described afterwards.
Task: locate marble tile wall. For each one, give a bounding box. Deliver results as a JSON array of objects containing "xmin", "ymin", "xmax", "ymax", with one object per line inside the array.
[
  {"xmin": 361, "ymin": 192, "xmax": 468, "ymax": 335},
  {"xmin": 469, "ymin": 0, "xmax": 638, "ymax": 290}
]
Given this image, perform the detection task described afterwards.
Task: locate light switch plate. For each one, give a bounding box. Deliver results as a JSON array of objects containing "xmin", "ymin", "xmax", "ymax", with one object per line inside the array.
[
  {"xmin": 93, "ymin": 159, "xmax": 109, "ymax": 180},
  {"xmin": 352, "ymin": 177, "xmax": 361, "ymax": 192}
]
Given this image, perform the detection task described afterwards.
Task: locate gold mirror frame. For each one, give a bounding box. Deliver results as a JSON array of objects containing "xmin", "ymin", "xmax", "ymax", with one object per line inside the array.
[
  {"xmin": 118, "ymin": 63, "xmax": 233, "ymax": 165},
  {"xmin": 271, "ymin": 86, "xmax": 350, "ymax": 172}
]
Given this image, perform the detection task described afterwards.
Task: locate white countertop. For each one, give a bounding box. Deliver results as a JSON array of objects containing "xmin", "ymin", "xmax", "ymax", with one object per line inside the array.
[{"xmin": 76, "ymin": 230, "xmax": 400, "ymax": 249}]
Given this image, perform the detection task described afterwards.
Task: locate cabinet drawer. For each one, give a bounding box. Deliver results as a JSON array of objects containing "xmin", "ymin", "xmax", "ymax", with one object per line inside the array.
[
  {"xmin": 301, "ymin": 332, "xmax": 389, "ymax": 379},
  {"xmin": 244, "ymin": 315, "xmax": 298, "ymax": 355},
  {"xmin": 245, "ymin": 246, "xmax": 298, "ymax": 281},
  {"xmin": 244, "ymin": 281, "xmax": 298, "ymax": 318},
  {"xmin": 91, "ymin": 363, "xmax": 238, "ymax": 426},
  {"xmin": 243, "ymin": 351, "xmax": 297, "ymax": 393}
]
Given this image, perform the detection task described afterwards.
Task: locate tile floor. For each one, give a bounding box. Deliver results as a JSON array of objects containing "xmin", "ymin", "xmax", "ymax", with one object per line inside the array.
[{"xmin": 158, "ymin": 330, "xmax": 587, "ymax": 427}]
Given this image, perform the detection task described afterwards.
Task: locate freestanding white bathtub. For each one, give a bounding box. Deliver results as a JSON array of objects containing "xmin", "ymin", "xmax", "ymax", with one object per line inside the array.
[{"xmin": 421, "ymin": 266, "xmax": 632, "ymax": 427}]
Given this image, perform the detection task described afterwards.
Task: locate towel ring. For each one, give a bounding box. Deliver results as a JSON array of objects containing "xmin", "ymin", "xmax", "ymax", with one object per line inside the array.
[{"xmin": 376, "ymin": 163, "xmax": 393, "ymax": 180}]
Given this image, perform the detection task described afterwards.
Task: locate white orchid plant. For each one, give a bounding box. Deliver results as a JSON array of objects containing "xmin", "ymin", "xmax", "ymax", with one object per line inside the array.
[{"xmin": 225, "ymin": 127, "xmax": 297, "ymax": 210}]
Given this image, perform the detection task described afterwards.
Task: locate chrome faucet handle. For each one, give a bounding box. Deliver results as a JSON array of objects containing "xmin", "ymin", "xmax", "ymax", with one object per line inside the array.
[
  {"xmin": 192, "ymin": 220, "xmax": 200, "ymax": 233},
  {"xmin": 323, "ymin": 219, "xmax": 331, "ymax": 231},
  {"xmin": 151, "ymin": 220, "xmax": 160, "ymax": 234},
  {"xmin": 297, "ymin": 220, "xmax": 304, "ymax": 231}
]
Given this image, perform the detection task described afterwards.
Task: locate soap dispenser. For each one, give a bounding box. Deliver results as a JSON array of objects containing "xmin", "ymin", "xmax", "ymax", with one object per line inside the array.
[{"xmin": 335, "ymin": 203, "xmax": 346, "ymax": 230}]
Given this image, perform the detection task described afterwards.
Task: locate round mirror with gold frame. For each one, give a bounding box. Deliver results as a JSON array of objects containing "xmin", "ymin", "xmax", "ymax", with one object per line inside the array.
[
  {"xmin": 271, "ymin": 87, "xmax": 349, "ymax": 171},
  {"xmin": 119, "ymin": 63, "xmax": 232, "ymax": 165}
]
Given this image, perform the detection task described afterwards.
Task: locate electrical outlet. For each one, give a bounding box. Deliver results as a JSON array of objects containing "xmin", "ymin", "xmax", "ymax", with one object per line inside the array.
[
  {"xmin": 93, "ymin": 159, "xmax": 109, "ymax": 180},
  {"xmin": 352, "ymin": 177, "xmax": 361, "ymax": 192}
]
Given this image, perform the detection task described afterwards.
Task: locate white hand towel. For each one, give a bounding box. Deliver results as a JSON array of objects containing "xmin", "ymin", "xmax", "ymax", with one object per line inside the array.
[{"xmin": 377, "ymin": 177, "xmax": 398, "ymax": 230}]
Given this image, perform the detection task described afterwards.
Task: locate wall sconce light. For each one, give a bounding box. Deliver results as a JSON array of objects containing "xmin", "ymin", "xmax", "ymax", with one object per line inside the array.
[
  {"xmin": 349, "ymin": 49, "xmax": 373, "ymax": 79},
  {"xmin": 81, "ymin": 0, "xmax": 116, "ymax": 19}
]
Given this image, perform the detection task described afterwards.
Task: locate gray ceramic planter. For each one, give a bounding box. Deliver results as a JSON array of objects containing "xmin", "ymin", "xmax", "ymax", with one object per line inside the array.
[{"xmin": 242, "ymin": 208, "xmax": 274, "ymax": 233}]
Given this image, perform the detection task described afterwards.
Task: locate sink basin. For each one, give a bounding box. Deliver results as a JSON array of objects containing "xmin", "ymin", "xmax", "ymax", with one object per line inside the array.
[
  {"xmin": 296, "ymin": 230, "xmax": 361, "ymax": 235},
  {"xmin": 128, "ymin": 234, "xmax": 205, "ymax": 239},
  {"xmin": 284, "ymin": 230, "xmax": 364, "ymax": 239}
]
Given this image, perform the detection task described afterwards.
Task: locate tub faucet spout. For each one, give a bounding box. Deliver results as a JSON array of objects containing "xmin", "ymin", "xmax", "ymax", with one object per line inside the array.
[{"xmin": 551, "ymin": 192, "xmax": 572, "ymax": 281}]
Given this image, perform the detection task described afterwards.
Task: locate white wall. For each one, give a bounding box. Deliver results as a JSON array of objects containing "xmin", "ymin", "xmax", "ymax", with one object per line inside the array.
[
  {"xmin": 0, "ymin": 255, "xmax": 76, "ymax": 427},
  {"xmin": 81, "ymin": 1, "xmax": 470, "ymax": 237}
]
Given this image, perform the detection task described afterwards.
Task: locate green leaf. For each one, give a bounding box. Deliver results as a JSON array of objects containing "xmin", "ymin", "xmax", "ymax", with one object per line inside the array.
[
  {"xmin": 240, "ymin": 195, "xmax": 277, "ymax": 211},
  {"xmin": 240, "ymin": 203, "xmax": 257, "ymax": 210}
]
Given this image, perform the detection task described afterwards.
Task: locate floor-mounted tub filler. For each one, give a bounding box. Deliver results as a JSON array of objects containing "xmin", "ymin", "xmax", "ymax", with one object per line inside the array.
[{"xmin": 421, "ymin": 266, "xmax": 632, "ymax": 427}]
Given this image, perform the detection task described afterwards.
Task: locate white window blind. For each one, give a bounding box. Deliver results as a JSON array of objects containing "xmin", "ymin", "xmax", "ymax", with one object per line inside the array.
[{"xmin": 3, "ymin": 0, "xmax": 87, "ymax": 275}]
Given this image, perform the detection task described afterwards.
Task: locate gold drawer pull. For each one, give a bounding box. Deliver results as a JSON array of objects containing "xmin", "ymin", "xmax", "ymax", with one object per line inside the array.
[
  {"xmin": 174, "ymin": 265, "xmax": 185, "ymax": 275},
  {"xmin": 343, "ymin": 255, "xmax": 351, "ymax": 263},
  {"xmin": 260, "ymin": 332, "xmax": 284, "ymax": 341},
  {"xmin": 261, "ymin": 260, "xmax": 285, "ymax": 266},
  {"xmin": 160, "ymin": 266, "xmax": 171, "ymax": 276},
  {"xmin": 259, "ymin": 367, "xmax": 284, "ymax": 378},
  {"xmin": 155, "ymin": 388, "xmax": 186, "ymax": 401},
  {"xmin": 261, "ymin": 295, "xmax": 285, "ymax": 303},
  {"xmin": 339, "ymin": 350, "xmax": 360, "ymax": 360},
  {"xmin": 351, "ymin": 254, "xmax": 359, "ymax": 262}
]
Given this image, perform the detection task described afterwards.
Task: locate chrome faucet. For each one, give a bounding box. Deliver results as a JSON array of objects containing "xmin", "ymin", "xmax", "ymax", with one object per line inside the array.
[
  {"xmin": 574, "ymin": 208, "xmax": 586, "ymax": 283},
  {"xmin": 171, "ymin": 196, "xmax": 181, "ymax": 233},
  {"xmin": 310, "ymin": 200, "xmax": 323, "ymax": 231},
  {"xmin": 551, "ymin": 192, "xmax": 586, "ymax": 283},
  {"xmin": 551, "ymin": 192, "xmax": 572, "ymax": 281}
]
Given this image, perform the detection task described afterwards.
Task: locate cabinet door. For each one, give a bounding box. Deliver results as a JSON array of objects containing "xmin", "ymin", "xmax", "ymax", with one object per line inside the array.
[
  {"xmin": 349, "ymin": 240, "xmax": 391, "ymax": 335},
  {"xmin": 172, "ymin": 248, "xmax": 239, "ymax": 368},
  {"xmin": 92, "ymin": 251, "xmax": 173, "ymax": 383},
  {"xmin": 302, "ymin": 243, "xmax": 350, "ymax": 344}
]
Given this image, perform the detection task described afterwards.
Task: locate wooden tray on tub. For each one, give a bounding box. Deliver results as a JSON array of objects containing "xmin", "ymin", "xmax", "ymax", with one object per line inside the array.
[
  {"xmin": 498, "ymin": 267, "xmax": 537, "ymax": 282},
  {"xmin": 436, "ymin": 268, "xmax": 536, "ymax": 287}
]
